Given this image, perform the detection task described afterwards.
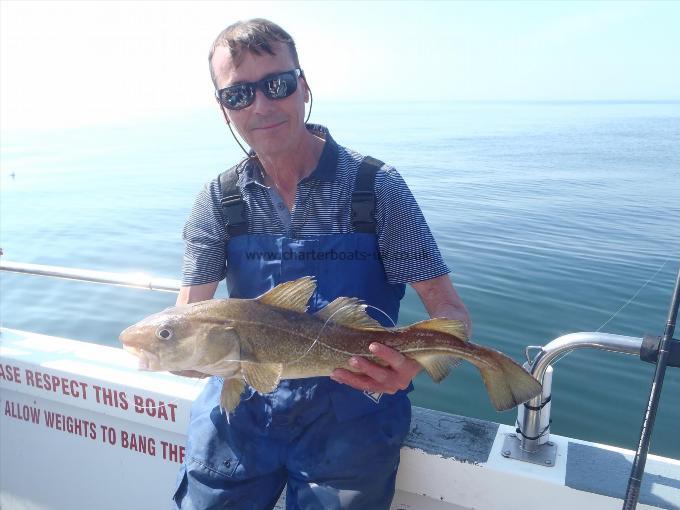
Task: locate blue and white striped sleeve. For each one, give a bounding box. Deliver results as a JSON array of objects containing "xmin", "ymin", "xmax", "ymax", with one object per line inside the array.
[
  {"xmin": 374, "ymin": 166, "xmax": 450, "ymax": 284},
  {"xmin": 181, "ymin": 179, "xmax": 228, "ymax": 286}
]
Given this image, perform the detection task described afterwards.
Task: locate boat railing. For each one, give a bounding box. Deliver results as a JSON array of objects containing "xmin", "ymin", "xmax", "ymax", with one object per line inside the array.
[{"xmin": 0, "ymin": 260, "xmax": 181, "ymax": 293}]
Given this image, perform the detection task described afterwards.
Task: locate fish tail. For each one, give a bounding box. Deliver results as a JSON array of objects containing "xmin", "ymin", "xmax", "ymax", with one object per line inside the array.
[
  {"xmin": 410, "ymin": 344, "xmax": 542, "ymax": 411},
  {"xmin": 478, "ymin": 356, "xmax": 542, "ymax": 411}
]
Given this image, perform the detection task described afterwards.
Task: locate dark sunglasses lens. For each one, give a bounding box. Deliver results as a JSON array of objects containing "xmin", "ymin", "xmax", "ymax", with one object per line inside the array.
[
  {"xmin": 221, "ymin": 85, "xmax": 254, "ymax": 110},
  {"xmin": 263, "ymin": 72, "xmax": 298, "ymax": 99},
  {"xmin": 219, "ymin": 70, "xmax": 299, "ymax": 110}
]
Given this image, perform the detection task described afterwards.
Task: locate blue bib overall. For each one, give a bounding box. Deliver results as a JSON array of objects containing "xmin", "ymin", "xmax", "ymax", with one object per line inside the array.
[{"xmin": 173, "ymin": 162, "xmax": 413, "ymax": 510}]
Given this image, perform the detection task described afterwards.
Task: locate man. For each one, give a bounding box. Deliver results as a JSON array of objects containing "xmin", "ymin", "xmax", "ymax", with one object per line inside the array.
[{"xmin": 173, "ymin": 18, "xmax": 471, "ymax": 510}]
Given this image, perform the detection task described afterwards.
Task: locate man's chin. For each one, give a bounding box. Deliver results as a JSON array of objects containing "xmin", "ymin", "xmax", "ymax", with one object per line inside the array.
[{"xmin": 248, "ymin": 137, "xmax": 293, "ymax": 158}]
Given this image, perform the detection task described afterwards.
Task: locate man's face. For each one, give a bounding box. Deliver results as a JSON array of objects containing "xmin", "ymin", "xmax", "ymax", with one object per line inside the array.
[{"xmin": 211, "ymin": 43, "xmax": 309, "ymax": 157}]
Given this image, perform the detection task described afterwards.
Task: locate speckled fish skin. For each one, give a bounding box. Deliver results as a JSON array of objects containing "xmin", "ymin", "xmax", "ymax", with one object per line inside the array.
[{"xmin": 119, "ymin": 276, "xmax": 542, "ymax": 412}]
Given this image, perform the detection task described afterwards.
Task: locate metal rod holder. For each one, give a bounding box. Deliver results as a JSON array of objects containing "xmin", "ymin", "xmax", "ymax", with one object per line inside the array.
[{"xmin": 516, "ymin": 332, "xmax": 644, "ymax": 460}]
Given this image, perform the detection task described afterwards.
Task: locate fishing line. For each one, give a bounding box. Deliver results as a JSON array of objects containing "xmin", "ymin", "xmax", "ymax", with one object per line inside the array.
[
  {"xmin": 298, "ymin": 302, "xmax": 397, "ymax": 360},
  {"xmin": 240, "ymin": 302, "xmax": 397, "ymax": 366},
  {"xmin": 218, "ymin": 302, "xmax": 396, "ymax": 423},
  {"xmin": 548, "ymin": 253, "xmax": 674, "ymax": 368},
  {"xmin": 596, "ymin": 254, "xmax": 673, "ymax": 332}
]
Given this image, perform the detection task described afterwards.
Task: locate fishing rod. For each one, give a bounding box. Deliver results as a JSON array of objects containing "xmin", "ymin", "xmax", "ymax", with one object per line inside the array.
[{"xmin": 622, "ymin": 263, "xmax": 680, "ymax": 510}]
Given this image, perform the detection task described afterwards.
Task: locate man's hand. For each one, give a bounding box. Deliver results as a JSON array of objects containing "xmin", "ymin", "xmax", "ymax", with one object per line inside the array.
[{"xmin": 330, "ymin": 342, "xmax": 421, "ymax": 394}]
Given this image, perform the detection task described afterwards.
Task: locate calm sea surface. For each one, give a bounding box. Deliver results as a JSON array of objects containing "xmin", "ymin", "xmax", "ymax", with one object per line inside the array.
[{"xmin": 1, "ymin": 101, "xmax": 679, "ymax": 458}]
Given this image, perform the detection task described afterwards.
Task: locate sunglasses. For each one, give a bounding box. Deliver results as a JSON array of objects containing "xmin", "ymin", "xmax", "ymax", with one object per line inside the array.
[{"xmin": 216, "ymin": 68, "xmax": 302, "ymax": 111}]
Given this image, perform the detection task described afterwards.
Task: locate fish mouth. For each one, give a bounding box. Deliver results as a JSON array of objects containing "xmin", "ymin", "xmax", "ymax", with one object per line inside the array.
[{"xmin": 122, "ymin": 345, "xmax": 160, "ymax": 371}]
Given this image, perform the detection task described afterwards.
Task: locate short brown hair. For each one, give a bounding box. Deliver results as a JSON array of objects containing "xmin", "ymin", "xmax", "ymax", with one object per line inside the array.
[{"xmin": 208, "ymin": 18, "xmax": 300, "ymax": 88}]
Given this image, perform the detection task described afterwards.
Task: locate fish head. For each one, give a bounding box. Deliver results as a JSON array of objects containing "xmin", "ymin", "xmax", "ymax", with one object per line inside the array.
[{"xmin": 119, "ymin": 301, "xmax": 241, "ymax": 373}]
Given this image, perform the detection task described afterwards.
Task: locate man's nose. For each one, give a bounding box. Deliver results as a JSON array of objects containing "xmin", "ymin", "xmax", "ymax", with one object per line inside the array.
[{"xmin": 250, "ymin": 88, "xmax": 276, "ymax": 114}]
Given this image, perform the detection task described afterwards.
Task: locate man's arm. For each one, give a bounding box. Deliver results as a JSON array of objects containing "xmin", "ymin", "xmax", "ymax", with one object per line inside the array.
[
  {"xmin": 178, "ymin": 179, "xmax": 228, "ymax": 305},
  {"xmin": 330, "ymin": 274, "xmax": 471, "ymax": 394},
  {"xmin": 176, "ymin": 281, "xmax": 219, "ymax": 305},
  {"xmin": 410, "ymin": 274, "xmax": 471, "ymax": 338}
]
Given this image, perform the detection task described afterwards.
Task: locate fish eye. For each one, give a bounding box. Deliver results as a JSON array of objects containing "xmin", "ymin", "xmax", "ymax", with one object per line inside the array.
[{"xmin": 156, "ymin": 327, "xmax": 173, "ymax": 340}]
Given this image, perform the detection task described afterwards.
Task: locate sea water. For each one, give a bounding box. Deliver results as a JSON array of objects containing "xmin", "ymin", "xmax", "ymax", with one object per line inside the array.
[{"xmin": 1, "ymin": 100, "xmax": 679, "ymax": 458}]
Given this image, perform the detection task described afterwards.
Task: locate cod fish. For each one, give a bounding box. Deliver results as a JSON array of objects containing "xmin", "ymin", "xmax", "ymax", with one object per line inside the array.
[{"xmin": 120, "ymin": 277, "xmax": 541, "ymax": 412}]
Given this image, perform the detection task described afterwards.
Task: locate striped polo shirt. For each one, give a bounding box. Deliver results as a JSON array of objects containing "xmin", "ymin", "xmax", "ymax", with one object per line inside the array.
[{"xmin": 181, "ymin": 125, "xmax": 449, "ymax": 287}]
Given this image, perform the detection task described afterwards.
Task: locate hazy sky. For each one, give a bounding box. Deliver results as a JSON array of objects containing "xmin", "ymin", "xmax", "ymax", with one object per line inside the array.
[{"xmin": 1, "ymin": 0, "xmax": 679, "ymax": 130}]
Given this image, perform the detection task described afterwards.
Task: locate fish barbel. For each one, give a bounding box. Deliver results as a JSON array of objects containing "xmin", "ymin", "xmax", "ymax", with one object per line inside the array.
[{"xmin": 120, "ymin": 276, "xmax": 541, "ymax": 412}]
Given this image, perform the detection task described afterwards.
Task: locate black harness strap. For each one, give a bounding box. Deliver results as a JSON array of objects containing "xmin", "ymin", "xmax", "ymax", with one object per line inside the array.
[
  {"xmin": 219, "ymin": 165, "xmax": 248, "ymax": 237},
  {"xmin": 352, "ymin": 156, "xmax": 383, "ymax": 234}
]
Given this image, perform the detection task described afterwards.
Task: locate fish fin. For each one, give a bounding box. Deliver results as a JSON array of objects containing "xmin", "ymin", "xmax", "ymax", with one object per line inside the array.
[
  {"xmin": 410, "ymin": 318, "xmax": 469, "ymax": 341},
  {"xmin": 478, "ymin": 356, "xmax": 542, "ymax": 411},
  {"xmin": 315, "ymin": 297, "xmax": 384, "ymax": 330},
  {"xmin": 242, "ymin": 362, "xmax": 283, "ymax": 394},
  {"xmin": 220, "ymin": 378, "xmax": 245, "ymax": 413},
  {"xmin": 256, "ymin": 276, "xmax": 316, "ymax": 313},
  {"xmin": 408, "ymin": 318, "xmax": 467, "ymax": 376},
  {"xmin": 410, "ymin": 353, "xmax": 461, "ymax": 382}
]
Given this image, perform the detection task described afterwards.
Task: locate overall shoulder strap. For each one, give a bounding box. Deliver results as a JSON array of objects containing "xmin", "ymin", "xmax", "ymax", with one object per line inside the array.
[
  {"xmin": 352, "ymin": 155, "xmax": 384, "ymax": 233},
  {"xmin": 218, "ymin": 164, "xmax": 248, "ymax": 237}
]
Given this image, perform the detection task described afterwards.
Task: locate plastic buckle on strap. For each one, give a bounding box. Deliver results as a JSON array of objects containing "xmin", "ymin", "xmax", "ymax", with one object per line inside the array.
[
  {"xmin": 220, "ymin": 194, "xmax": 242, "ymax": 207},
  {"xmin": 221, "ymin": 194, "xmax": 247, "ymax": 236}
]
